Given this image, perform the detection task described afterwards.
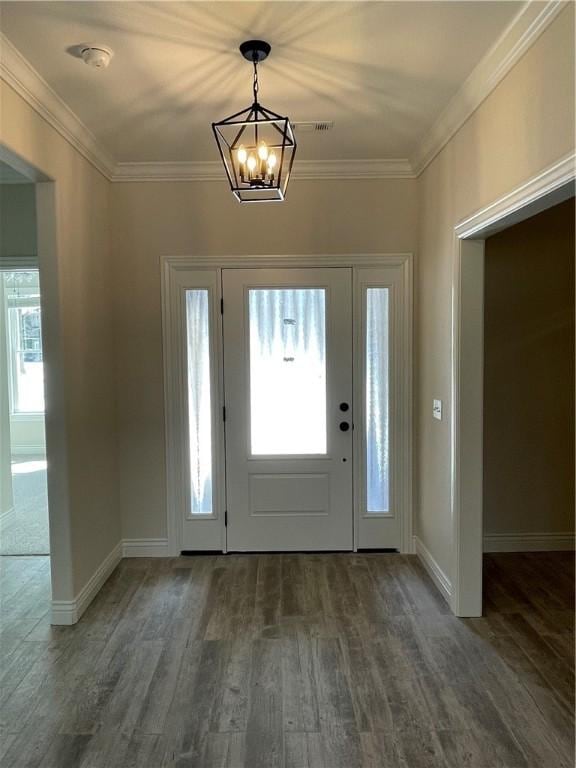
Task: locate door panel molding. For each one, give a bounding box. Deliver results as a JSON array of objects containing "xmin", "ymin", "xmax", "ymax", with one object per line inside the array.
[{"xmin": 162, "ymin": 253, "xmax": 413, "ymax": 555}]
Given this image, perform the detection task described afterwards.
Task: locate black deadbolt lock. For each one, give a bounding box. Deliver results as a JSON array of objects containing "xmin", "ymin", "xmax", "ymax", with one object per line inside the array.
[
  {"xmin": 339, "ymin": 421, "xmax": 350, "ymax": 432},
  {"xmin": 339, "ymin": 402, "xmax": 349, "ymax": 412}
]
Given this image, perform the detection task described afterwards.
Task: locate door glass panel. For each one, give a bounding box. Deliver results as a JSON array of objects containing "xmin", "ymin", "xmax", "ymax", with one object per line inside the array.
[
  {"xmin": 366, "ymin": 288, "xmax": 389, "ymax": 512},
  {"xmin": 249, "ymin": 288, "xmax": 327, "ymax": 455},
  {"xmin": 186, "ymin": 290, "xmax": 213, "ymax": 514}
]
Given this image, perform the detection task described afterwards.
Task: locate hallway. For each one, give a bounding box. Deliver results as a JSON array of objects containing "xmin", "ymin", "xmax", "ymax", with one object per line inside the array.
[
  {"xmin": 0, "ymin": 552, "xmax": 573, "ymax": 767},
  {"xmin": 0, "ymin": 460, "xmax": 49, "ymax": 555}
]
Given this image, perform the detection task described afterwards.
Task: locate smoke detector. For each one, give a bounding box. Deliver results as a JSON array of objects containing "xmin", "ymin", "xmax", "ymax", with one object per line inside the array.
[
  {"xmin": 81, "ymin": 45, "xmax": 113, "ymax": 70},
  {"xmin": 293, "ymin": 121, "xmax": 335, "ymax": 133}
]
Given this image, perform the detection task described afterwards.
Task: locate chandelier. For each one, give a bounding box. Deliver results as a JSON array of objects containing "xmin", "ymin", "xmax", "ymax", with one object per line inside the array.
[{"xmin": 212, "ymin": 40, "xmax": 297, "ymax": 203}]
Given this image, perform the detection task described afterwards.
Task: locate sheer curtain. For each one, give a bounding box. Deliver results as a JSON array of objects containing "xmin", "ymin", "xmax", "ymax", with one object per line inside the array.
[
  {"xmin": 366, "ymin": 288, "xmax": 389, "ymax": 512},
  {"xmin": 249, "ymin": 288, "xmax": 327, "ymax": 455},
  {"xmin": 186, "ymin": 290, "xmax": 213, "ymax": 514}
]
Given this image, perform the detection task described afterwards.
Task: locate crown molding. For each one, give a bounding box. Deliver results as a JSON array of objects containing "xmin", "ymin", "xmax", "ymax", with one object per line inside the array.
[
  {"xmin": 455, "ymin": 150, "xmax": 575, "ymax": 239},
  {"xmin": 0, "ymin": 32, "xmax": 116, "ymax": 179},
  {"xmin": 112, "ymin": 158, "xmax": 415, "ymax": 182},
  {"xmin": 1, "ymin": 1, "xmax": 566, "ymax": 184},
  {"xmin": 411, "ymin": 0, "xmax": 568, "ymax": 176}
]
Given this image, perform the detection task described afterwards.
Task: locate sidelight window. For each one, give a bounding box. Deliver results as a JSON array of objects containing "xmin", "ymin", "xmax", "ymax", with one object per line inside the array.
[{"xmin": 366, "ymin": 288, "xmax": 390, "ymax": 513}]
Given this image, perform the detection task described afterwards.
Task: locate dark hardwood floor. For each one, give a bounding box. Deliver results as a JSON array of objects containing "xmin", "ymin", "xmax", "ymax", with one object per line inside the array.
[{"xmin": 0, "ymin": 551, "xmax": 573, "ymax": 767}]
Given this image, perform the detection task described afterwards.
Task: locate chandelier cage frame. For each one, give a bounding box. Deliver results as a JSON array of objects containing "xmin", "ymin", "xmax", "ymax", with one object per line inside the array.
[{"xmin": 212, "ymin": 41, "xmax": 297, "ymax": 203}]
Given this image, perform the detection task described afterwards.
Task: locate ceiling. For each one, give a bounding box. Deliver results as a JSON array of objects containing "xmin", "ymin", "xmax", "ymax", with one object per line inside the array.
[{"xmin": 0, "ymin": 1, "xmax": 526, "ymax": 164}]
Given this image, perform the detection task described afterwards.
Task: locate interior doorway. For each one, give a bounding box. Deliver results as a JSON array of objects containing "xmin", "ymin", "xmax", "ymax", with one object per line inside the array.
[
  {"xmin": 0, "ymin": 166, "xmax": 49, "ymax": 559},
  {"xmin": 0, "ymin": 267, "xmax": 49, "ymax": 556},
  {"xmin": 0, "ymin": 145, "xmax": 80, "ymax": 625},
  {"xmin": 0, "ymin": 158, "xmax": 53, "ymax": 630},
  {"xmin": 163, "ymin": 255, "xmax": 413, "ymax": 557},
  {"xmin": 451, "ymin": 154, "xmax": 575, "ymax": 617},
  {"xmin": 483, "ymin": 198, "xmax": 574, "ymax": 554}
]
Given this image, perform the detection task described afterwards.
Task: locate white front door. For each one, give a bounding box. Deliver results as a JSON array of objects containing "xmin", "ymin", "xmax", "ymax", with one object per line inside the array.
[{"xmin": 222, "ymin": 268, "xmax": 353, "ymax": 551}]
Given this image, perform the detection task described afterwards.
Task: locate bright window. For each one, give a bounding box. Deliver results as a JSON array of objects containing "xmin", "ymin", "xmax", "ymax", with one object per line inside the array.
[
  {"xmin": 3, "ymin": 270, "xmax": 45, "ymax": 414},
  {"xmin": 186, "ymin": 289, "xmax": 213, "ymax": 514},
  {"xmin": 249, "ymin": 288, "xmax": 327, "ymax": 455},
  {"xmin": 366, "ymin": 288, "xmax": 390, "ymax": 512}
]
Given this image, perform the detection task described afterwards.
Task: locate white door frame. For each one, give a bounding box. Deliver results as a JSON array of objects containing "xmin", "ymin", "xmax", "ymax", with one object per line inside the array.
[
  {"xmin": 451, "ymin": 151, "xmax": 575, "ymax": 617},
  {"xmin": 162, "ymin": 253, "xmax": 413, "ymax": 557},
  {"xmin": 0, "ymin": 142, "xmax": 76, "ymax": 623}
]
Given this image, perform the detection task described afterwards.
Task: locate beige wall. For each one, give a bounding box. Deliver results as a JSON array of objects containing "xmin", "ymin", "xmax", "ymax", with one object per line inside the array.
[
  {"xmin": 483, "ymin": 198, "xmax": 575, "ymax": 538},
  {"xmin": 417, "ymin": 6, "xmax": 575, "ymax": 576},
  {"xmin": 0, "ymin": 81, "xmax": 120, "ymax": 597},
  {"xmin": 111, "ymin": 179, "xmax": 418, "ymax": 539}
]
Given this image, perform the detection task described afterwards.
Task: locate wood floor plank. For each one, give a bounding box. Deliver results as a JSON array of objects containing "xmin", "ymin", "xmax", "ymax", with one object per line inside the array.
[
  {"xmin": 114, "ymin": 733, "xmax": 167, "ymax": 768},
  {"xmin": 135, "ymin": 563, "xmax": 212, "ymax": 736},
  {"xmin": 209, "ymin": 627, "xmax": 253, "ymax": 733},
  {"xmin": 0, "ymin": 551, "xmax": 572, "ymax": 768},
  {"xmin": 200, "ymin": 733, "xmax": 230, "ymax": 768},
  {"xmin": 0, "ymin": 640, "xmax": 57, "ymax": 709},
  {"xmin": 38, "ymin": 734, "xmax": 92, "ymax": 768},
  {"xmin": 165, "ymin": 639, "xmax": 225, "ymax": 768},
  {"xmin": 244, "ymin": 639, "xmax": 284, "ymax": 768},
  {"xmin": 75, "ymin": 640, "xmax": 164, "ymax": 767},
  {"xmin": 255, "ymin": 554, "xmax": 282, "ymax": 631},
  {"xmin": 284, "ymin": 732, "xmax": 310, "ymax": 768},
  {"xmin": 319, "ymin": 725, "xmax": 363, "ymax": 768},
  {"xmin": 282, "ymin": 632, "xmax": 320, "ymax": 733},
  {"xmin": 313, "ymin": 637, "xmax": 357, "ymax": 731}
]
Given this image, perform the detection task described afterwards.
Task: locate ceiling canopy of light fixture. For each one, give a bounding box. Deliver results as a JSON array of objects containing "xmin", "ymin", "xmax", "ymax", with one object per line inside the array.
[{"xmin": 212, "ymin": 40, "xmax": 297, "ymax": 203}]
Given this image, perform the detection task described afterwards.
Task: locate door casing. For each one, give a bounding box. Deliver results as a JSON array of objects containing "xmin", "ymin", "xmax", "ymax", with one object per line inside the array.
[
  {"xmin": 162, "ymin": 253, "xmax": 413, "ymax": 556},
  {"xmin": 451, "ymin": 154, "xmax": 575, "ymax": 617}
]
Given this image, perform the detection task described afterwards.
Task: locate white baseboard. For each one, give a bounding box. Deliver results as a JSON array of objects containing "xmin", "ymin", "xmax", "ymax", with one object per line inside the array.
[
  {"xmin": 51, "ymin": 541, "xmax": 122, "ymax": 625},
  {"xmin": 122, "ymin": 538, "xmax": 170, "ymax": 557},
  {"xmin": 413, "ymin": 535, "xmax": 452, "ymax": 604},
  {"xmin": 484, "ymin": 532, "xmax": 575, "ymax": 552}
]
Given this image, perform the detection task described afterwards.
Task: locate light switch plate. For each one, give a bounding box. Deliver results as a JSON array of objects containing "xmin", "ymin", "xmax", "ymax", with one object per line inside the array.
[{"xmin": 433, "ymin": 399, "xmax": 442, "ymax": 420}]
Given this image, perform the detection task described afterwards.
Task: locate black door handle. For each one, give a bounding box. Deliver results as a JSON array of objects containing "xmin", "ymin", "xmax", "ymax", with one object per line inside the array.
[{"xmin": 339, "ymin": 421, "xmax": 350, "ymax": 432}]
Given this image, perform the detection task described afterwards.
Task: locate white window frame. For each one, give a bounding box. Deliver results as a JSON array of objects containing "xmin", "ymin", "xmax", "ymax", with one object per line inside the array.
[
  {"xmin": 354, "ymin": 265, "xmax": 411, "ymax": 550},
  {"xmin": 162, "ymin": 254, "xmax": 413, "ymax": 556},
  {"xmin": 162, "ymin": 265, "xmax": 225, "ymax": 552}
]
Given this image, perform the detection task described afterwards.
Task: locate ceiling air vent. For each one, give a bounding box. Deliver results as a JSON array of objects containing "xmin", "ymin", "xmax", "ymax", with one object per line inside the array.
[{"xmin": 293, "ymin": 121, "xmax": 335, "ymax": 133}]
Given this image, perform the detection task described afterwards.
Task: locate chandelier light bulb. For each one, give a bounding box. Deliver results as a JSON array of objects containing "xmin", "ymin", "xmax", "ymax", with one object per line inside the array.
[
  {"xmin": 237, "ymin": 145, "xmax": 247, "ymax": 164},
  {"xmin": 258, "ymin": 141, "xmax": 269, "ymax": 161},
  {"xmin": 247, "ymin": 154, "xmax": 257, "ymax": 171},
  {"xmin": 267, "ymin": 152, "xmax": 277, "ymax": 169}
]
